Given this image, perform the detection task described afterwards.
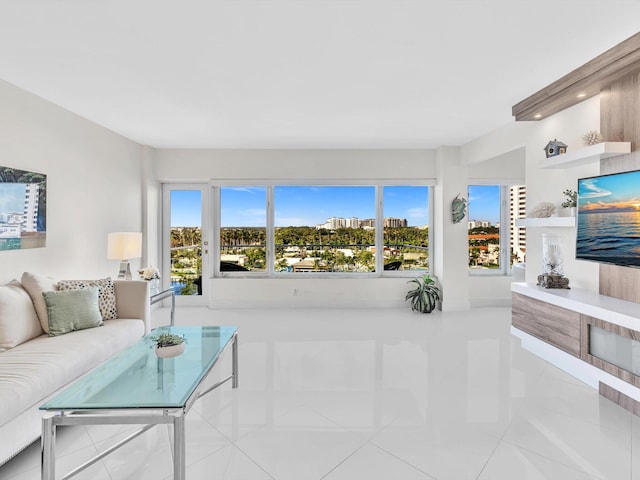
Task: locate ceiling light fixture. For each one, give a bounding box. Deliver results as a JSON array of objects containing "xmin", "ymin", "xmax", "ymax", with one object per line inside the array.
[
  {"xmin": 577, "ymin": 93, "xmax": 587, "ymax": 98},
  {"xmin": 534, "ymin": 114, "xmax": 542, "ymax": 119}
]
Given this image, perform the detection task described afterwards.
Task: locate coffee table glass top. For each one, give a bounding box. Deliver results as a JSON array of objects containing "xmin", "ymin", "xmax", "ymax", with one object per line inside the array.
[{"xmin": 40, "ymin": 326, "xmax": 237, "ymax": 411}]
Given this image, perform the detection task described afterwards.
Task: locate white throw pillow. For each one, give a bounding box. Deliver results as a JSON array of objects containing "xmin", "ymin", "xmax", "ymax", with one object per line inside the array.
[
  {"xmin": 21, "ymin": 272, "xmax": 58, "ymax": 334},
  {"xmin": 0, "ymin": 280, "xmax": 44, "ymax": 351}
]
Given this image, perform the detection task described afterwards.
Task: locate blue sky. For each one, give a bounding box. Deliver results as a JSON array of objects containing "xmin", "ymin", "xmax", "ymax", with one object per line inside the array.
[
  {"xmin": 578, "ymin": 170, "xmax": 640, "ymax": 213},
  {"xmin": 171, "ymin": 185, "xmax": 500, "ymax": 227},
  {"xmin": 170, "ymin": 190, "xmax": 202, "ymax": 227},
  {"xmin": 0, "ymin": 183, "xmax": 26, "ymax": 213},
  {"xmin": 468, "ymin": 185, "xmax": 500, "ymax": 224}
]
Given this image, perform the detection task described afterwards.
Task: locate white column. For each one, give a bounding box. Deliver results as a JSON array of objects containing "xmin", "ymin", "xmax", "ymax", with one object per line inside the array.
[{"xmin": 433, "ymin": 146, "xmax": 470, "ymax": 311}]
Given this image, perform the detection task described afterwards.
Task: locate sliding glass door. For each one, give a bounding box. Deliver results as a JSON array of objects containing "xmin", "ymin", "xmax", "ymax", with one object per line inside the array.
[{"xmin": 163, "ymin": 184, "xmax": 209, "ymax": 305}]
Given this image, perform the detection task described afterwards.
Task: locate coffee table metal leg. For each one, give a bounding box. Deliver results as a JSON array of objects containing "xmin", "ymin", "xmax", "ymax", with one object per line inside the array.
[
  {"xmin": 232, "ymin": 332, "xmax": 238, "ymax": 388},
  {"xmin": 173, "ymin": 415, "xmax": 186, "ymax": 480},
  {"xmin": 41, "ymin": 415, "xmax": 55, "ymax": 480},
  {"xmin": 170, "ymin": 291, "xmax": 175, "ymax": 326}
]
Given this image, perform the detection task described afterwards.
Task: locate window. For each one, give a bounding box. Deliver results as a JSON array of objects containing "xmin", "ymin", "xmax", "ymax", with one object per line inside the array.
[
  {"xmin": 213, "ymin": 182, "xmax": 432, "ymax": 276},
  {"xmin": 167, "ymin": 187, "xmax": 205, "ymax": 297},
  {"xmin": 274, "ymin": 186, "xmax": 376, "ymax": 273},
  {"xmin": 467, "ymin": 184, "xmax": 525, "ymax": 273},
  {"xmin": 382, "ymin": 186, "xmax": 430, "ymax": 271},
  {"xmin": 220, "ymin": 187, "xmax": 266, "ymax": 272}
]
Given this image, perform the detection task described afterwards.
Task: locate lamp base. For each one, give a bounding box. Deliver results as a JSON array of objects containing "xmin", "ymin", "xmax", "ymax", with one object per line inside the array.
[{"xmin": 117, "ymin": 261, "xmax": 132, "ymax": 280}]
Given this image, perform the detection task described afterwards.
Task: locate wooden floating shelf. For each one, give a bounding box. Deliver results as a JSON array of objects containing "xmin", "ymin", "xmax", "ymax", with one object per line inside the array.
[
  {"xmin": 515, "ymin": 217, "xmax": 575, "ymax": 227},
  {"xmin": 540, "ymin": 142, "xmax": 631, "ymax": 169}
]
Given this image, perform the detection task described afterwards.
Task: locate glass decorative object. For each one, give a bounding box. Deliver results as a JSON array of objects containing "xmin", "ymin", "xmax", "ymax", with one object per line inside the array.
[
  {"xmin": 542, "ymin": 234, "xmax": 564, "ymax": 276},
  {"xmin": 149, "ymin": 278, "xmax": 160, "ymax": 295}
]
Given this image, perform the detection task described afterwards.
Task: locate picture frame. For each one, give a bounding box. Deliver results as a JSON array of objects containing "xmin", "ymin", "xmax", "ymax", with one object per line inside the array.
[{"xmin": 0, "ymin": 166, "xmax": 47, "ymax": 250}]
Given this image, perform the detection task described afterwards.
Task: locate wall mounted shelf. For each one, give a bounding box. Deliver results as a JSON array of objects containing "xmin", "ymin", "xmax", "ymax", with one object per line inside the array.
[
  {"xmin": 540, "ymin": 142, "xmax": 631, "ymax": 169},
  {"xmin": 515, "ymin": 217, "xmax": 575, "ymax": 227}
]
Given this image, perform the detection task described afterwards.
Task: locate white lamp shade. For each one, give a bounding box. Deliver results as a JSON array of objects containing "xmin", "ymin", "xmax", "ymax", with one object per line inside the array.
[{"xmin": 107, "ymin": 232, "xmax": 142, "ymax": 260}]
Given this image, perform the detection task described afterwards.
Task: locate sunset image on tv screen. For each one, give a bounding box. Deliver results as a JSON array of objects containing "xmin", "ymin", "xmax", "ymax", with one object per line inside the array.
[{"xmin": 576, "ymin": 169, "xmax": 640, "ymax": 268}]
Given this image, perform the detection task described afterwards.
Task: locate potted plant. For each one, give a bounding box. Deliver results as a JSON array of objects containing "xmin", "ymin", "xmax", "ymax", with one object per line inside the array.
[
  {"xmin": 152, "ymin": 332, "xmax": 187, "ymax": 358},
  {"xmin": 561, "ymin": 189, "xmax": 577, "ymax": 216},
  {"xmin": 405, "ymin": 274, "xmax": 441, "ymax": 313}
]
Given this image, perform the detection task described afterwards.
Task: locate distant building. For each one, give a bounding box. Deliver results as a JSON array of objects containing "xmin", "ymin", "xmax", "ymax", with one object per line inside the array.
[
  {"xmin": 23, "ymin": 183, "xmax": 40, "ymax": 232},
  {"xmin": 510, "ymin": 185, "xmax": 527, "ymax": 262},
  {"xmin": 317, "ymin": 216, "xmax": 408, "ymax": 229},
  {"xmin": 360, "ymin": 218, "xmax": 375, "ymax": 228},
  {"xmin": 383, "ymin": 217, "xmax": 407, "ymax": 228},
  {"xmin": 468, "ymin": 220, "xmax": 491, "ymax": 229}
]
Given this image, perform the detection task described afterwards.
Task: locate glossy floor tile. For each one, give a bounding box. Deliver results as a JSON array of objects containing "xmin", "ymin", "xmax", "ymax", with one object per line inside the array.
[{"xmin": 0, "ymin": 306, "xmax": 637, "ymax": 479}]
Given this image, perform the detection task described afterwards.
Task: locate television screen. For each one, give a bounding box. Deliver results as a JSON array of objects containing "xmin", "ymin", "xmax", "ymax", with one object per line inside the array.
[{"xmin": 577, "ymin": 169, "xmax": 640, "ymax": 268}]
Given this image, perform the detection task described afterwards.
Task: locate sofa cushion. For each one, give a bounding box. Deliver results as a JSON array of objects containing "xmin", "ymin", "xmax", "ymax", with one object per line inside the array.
[
  {"xmin": 0, "ymin": 318, "xmax": 145, "ymax": 428},
  {"xmin": 0, "ymin": 280, "xmax": 43, "ymax": 351},
  {"xmin": 21, "ymin": 272, "xmax": 58, "ymax": 334},
  {"xmin": 57, "ymin": 277, "xmax": 118, "ymax": 321},
  {"xmin": 43, "ymin": 288, "xmax": 103, "ymax": 336}
]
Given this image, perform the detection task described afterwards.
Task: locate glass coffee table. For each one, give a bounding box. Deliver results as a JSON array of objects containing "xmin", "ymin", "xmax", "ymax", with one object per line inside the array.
[{"xmin": 40, "ymin": 325, "xmax": 238, "ymax": 480}]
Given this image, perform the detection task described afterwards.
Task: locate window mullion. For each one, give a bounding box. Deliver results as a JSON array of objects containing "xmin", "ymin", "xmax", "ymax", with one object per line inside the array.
[
  {"xmin": 212, "ymin": 186, "xmax": 220, "ymax": 277},
  {"xmin": 267, "ymin": 186, "xmax": 274, "ymax": 276},
  {"xmin": 375, "ymin": 185, "xmax": 384, "ymax": 274}
]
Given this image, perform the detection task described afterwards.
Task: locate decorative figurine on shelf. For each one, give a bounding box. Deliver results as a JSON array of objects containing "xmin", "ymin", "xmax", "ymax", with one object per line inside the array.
[
  {"xmin": 451, "ymin": 193, "xmax": 467, "ymax": 224},
  {"xmin": 543, "ymin": 139, "xmax": 568, "ymax": 158},
  {"xmin": 582, "ymin": 130, "xmax": 603, "ymax": 146},
  {"xmin": 529, "ymin": 202, "xmax": 556, "ymax": 218},
  {"xmin": 537, "ymin": 274, "xmax": 570, "ymax": 289}
]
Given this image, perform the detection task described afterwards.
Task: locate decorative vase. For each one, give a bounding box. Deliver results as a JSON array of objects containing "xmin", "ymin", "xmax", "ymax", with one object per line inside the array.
[
  {"xmin": 149, "ymin": 278, "xmax": 160, "ymax": 295},
  {"xmin": 155, "ymin": 343, "xmax": 185, "ymax": 358},
  {"xmin": 542, "ymin": 234, "xmax": 564, "ymax": 276}
]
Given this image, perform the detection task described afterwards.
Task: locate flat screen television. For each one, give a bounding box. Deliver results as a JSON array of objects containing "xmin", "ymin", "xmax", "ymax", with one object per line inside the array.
[{"xmin": 576, "ymin": 169, "xmax": 640, "ymax": 268}]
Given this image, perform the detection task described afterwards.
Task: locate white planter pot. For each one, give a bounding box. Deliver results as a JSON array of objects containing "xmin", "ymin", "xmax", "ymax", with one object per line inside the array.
[{"xmin": 155, "ymin": 343, "xmax": 185, "ymax": 358}]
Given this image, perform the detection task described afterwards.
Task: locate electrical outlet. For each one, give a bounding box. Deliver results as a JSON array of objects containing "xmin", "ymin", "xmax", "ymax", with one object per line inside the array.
[{"xmin": 293, "ymin": 288, "xmax": 299, "ymax": 296}]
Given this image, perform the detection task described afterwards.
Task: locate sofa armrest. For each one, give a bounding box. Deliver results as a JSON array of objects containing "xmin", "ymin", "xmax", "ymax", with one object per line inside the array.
[{"xmin": 113, "ymin": 280, "xmax": 151, "ymax": 334}]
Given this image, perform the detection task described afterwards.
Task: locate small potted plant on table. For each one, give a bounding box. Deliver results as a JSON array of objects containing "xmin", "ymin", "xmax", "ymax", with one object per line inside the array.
[{"xmin": 152, "ymin": 332, "xmax": 187, "ymax": 358}]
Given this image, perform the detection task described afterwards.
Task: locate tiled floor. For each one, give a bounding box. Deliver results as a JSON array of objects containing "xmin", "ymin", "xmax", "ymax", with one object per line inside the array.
[{"xmin": 2, "ymin": 306, "xmax": 639, "ymax": 479}]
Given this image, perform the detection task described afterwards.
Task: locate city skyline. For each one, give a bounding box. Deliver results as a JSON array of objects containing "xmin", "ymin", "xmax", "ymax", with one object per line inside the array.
[{"xmin": 171, "ymin": 185, "xmax": 500, "ymax": 227}]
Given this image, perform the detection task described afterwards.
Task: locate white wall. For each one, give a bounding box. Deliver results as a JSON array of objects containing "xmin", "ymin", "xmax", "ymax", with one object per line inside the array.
[
  {"xmin": 0, "ymin": 79, "xmax": 145, "ymax": 283},
  {"xmin": 154, "ymin": 149, "xmax": 437, "ymax": 181},
  {"xmin": 155, "ymin": 149, "xmax": 443, "ymax": 309},
  {"xmin": 155, "ymin": 147, "xmax": 526, "ymax": 310},
  {"xmin": 1, "ymin": 76, "xmax": 593, "ymax": 308},
  {"xmin": 462, "ymin": 96, "xmax": 601, "ymax": 294},
  {"xmin": 433, "ymin": 146, "xmax": 471, "ymax": 311}
]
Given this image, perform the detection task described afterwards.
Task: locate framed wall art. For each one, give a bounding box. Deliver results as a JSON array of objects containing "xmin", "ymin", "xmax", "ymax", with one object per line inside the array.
[{"xmin": 0, "ymin": 166, "xmax": 46, "ymax": 250}]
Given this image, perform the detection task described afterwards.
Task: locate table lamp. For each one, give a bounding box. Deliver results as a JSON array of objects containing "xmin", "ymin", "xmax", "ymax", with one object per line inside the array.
[{"xmin": 107, "ymin": 232, "xmax": 142, "ymax": 280}]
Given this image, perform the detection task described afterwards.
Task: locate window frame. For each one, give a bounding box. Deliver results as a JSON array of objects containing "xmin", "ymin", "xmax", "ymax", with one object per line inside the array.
[
  {"xmin": 210, "ymin": 179, "xmax": 434, "ymax": 278},
  {"xmin": 467, "ymin": 181, "xmax": 523, "ymax": 277}
]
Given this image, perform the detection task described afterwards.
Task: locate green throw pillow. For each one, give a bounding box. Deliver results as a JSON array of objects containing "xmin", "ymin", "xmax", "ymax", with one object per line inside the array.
[{"xmin": 43, "ymin": 287, "xmax": 103, "ymax": 336}]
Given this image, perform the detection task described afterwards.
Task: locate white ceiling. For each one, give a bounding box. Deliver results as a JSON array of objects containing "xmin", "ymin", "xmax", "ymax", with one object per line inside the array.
[{"xmin": 1, "ymin": 0, "xmax": 639, "ymax": 149}]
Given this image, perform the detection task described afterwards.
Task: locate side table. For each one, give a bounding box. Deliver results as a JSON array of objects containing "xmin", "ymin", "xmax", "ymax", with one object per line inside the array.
[{"xmin": 150, "ymin": 288, "xmax": 175, "ymax": 326}]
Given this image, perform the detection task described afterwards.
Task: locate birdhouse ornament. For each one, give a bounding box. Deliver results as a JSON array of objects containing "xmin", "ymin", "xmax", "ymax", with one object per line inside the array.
[{"xmin": 544, "ymin": 139, "xmax": 568, "ymax": 158}]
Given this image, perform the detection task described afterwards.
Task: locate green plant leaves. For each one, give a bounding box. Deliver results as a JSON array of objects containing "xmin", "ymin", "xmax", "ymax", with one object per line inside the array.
[{"xmin": 405, "ymin": 274, "xmax": 441, "ymax": 313}]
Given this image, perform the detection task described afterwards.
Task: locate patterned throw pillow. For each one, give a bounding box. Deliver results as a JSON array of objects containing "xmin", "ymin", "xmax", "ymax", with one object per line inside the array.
[{"xmin": 57, "ymin": 277, "xmax": 117, "ymax": 321}]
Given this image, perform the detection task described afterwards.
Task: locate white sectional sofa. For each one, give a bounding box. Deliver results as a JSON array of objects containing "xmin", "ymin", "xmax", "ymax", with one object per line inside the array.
[{"xmin": 0, "ymin": 273, "xmax": 150, "ymax": 465}]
